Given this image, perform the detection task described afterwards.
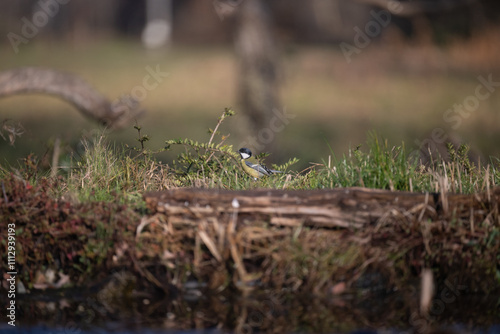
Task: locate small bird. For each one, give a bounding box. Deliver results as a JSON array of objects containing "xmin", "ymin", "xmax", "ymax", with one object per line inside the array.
[{"xmin": 238, "ymin": 148, "xmax": 282, "ymax": 179}]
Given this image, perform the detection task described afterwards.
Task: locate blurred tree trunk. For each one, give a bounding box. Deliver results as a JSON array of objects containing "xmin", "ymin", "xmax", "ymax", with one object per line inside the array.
[
  {"xmin": 234, "ymin": 0, "xmax": 280, "ymax": 133},
  {"xmin": 142, "ymin": 0, "xmax": 172, "ymax": 49}
]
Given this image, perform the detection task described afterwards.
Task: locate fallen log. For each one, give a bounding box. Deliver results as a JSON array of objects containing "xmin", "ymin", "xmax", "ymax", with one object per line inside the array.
[
  {"xmin": 0, "ymin": 67, "xmax": 143, "ymax": 128},
  {"xmin": 144, "ymin": 186, "xmax": 498, "ymax": 229},
  {"xmin": 142, "ymin": 187, "xmax": 500, "ymax": 293}
]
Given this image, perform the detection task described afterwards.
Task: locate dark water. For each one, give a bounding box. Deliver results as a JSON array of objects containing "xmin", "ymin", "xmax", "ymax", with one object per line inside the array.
[{"xmin": 1, "ymin": 286, "xmax": 499, "ymax": 334}]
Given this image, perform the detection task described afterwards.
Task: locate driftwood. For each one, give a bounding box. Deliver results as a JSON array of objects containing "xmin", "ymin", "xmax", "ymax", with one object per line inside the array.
[
  {"xmin": 144, "ymin": 186, "xmax": 497, "ymax": 229},
  {"xmin": 0, "ymin": 67, "xmax": 143, "ymax": 128}
]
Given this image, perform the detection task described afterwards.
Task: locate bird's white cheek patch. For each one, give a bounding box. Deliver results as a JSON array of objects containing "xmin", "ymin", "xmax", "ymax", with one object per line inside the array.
[{"xmin": 240, "ymin": 153, "xmax": 250, "ymax": 159}]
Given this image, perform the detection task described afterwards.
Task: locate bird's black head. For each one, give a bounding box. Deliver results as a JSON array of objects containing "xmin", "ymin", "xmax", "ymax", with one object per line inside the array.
[{"xmin": 238, "ymin": 147, "xmax": 252, "ymax": 159}]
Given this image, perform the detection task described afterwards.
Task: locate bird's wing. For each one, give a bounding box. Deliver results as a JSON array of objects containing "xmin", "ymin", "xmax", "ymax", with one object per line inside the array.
[{"xmin": 245, "ymin": 161, "xmax": 272, "ymax": 176}]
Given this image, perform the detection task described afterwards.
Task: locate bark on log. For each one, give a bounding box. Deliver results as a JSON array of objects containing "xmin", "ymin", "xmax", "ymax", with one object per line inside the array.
[
  {"xmin": 0, "ymin": 67, "xmax": 143, "ymax": 128},
  {"xmin": 144, "ymin": 186, "xmax": 499, "ymax": 229}
]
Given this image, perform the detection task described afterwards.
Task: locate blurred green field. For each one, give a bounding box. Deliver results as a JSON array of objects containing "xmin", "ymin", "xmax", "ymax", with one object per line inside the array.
[{"xmin": 1, "ymin": 37, "xmax": 500, "ymax": 170}]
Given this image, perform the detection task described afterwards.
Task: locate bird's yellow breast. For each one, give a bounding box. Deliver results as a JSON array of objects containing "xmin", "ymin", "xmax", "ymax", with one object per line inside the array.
[{"xmin": 240, "ymin": 159, "xmax": 261, "ymax": 178}]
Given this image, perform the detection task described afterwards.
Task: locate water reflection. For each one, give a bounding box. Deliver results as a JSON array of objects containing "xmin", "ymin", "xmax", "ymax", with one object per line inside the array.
[{"xmin": 1, "ymin": 286, "xmax": 499, "ymax": 334}]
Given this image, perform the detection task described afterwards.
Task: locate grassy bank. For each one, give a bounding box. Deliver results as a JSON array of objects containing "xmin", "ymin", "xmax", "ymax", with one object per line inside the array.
[
  {"xmin": 3, "ymin": 109, "xmax": 499, "ymax": 200},
  {"xmin": 1, "ymin": 111, "xmax": 499, "ymax": 331},
  {"xmin": 1, "ymin": 109, "xmax": 500, "ymax": 281}
]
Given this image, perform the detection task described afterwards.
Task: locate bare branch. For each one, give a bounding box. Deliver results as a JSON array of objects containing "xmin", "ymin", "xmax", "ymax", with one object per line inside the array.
[{"xmin": 0, "ymin": 67, "xmax": 143, "ymax": 129}]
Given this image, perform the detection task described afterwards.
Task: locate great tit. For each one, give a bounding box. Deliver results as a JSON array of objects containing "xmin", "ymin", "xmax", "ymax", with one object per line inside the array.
[{"xmin": 238, "ymin": 148, "xmax": 282, "ymax": 179}]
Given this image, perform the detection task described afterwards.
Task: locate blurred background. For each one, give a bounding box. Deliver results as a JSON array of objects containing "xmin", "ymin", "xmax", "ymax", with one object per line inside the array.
[{"xmin": 1, "ymin": 0, "xmax": 500, "ymax": 170}]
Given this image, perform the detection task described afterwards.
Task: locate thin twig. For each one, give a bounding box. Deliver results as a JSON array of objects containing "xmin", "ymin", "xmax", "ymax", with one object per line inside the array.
[{"xmin": 207, "ymin": 112, "xmax": 226, "ymax": 147}]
